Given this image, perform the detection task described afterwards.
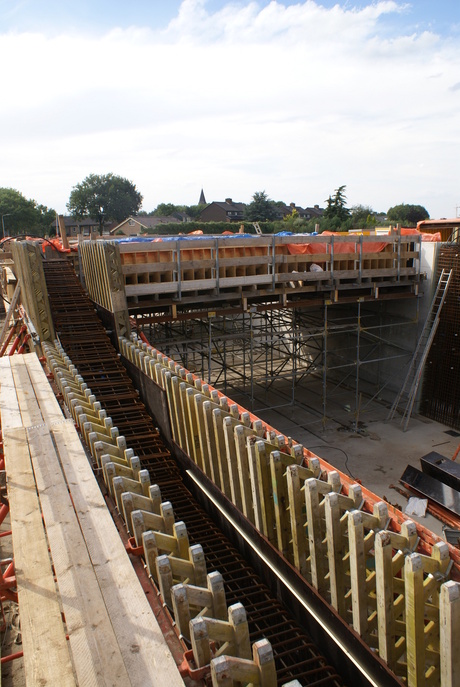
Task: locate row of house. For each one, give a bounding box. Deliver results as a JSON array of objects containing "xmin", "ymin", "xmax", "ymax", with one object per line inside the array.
[
  {"xmin": 200, "ymin": 198, "xmax": 324, "ymax": 223},
  {"xmin": 57, "ymin": 194, "xmax": 325, "ymax": 238}
]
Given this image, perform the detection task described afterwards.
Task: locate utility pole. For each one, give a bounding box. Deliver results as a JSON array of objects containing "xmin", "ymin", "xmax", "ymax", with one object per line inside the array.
[{"xmin": 1, "ymin": 213, "xmax": 11, "ymax": 238}]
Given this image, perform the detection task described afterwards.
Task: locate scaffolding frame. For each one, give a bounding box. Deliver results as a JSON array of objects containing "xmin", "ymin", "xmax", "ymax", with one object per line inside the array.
[{"xmin": 138, "ymin": 297, "xmax": 420, "ymax": 432}]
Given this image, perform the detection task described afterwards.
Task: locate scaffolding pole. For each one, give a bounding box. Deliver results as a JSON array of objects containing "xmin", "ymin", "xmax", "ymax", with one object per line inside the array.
[{"xmin": 138, "ymin": 298, "xmax": 419, "ymax": 428}]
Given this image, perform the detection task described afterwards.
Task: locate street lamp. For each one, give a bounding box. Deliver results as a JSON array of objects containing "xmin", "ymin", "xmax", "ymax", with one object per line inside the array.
[{"xmin": 1, "ymin": 214, "xmax": 11, "ymax": 239}]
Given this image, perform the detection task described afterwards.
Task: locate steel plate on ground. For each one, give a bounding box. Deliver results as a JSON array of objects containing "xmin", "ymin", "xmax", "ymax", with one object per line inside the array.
[
  {"xmin": 401, "ymin": 464, "xmax": 460, "ymax": 517},
  {"xmin": 421, "ymin": 451, "xmax": 460, "ymax": 491}
]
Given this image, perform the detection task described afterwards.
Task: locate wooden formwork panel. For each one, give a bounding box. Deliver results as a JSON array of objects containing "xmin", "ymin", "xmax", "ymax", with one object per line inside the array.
[
  {"xmin": 114, "ymin": 235, "xmax": 420, "ymax": 301},
  {"xmin": 122, "ymin": 333, "xmax": 460, "ymax": 687}
]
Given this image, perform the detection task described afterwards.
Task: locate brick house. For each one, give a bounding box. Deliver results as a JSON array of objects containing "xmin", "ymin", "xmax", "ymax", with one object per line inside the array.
[
  {"xmin": 200, "ymin": 198, "xmax": 246, "ymax": 223},
  {"xmin": 54, "ymin": 216, "xmax": 101, "ymax": 237},
  {"xmin": 281, "ymin": 203, "xmax": 324, "ymax": 220},
  {"xmin": 110, "ymin": 216, "xmax": 182, "ymax": 236}
]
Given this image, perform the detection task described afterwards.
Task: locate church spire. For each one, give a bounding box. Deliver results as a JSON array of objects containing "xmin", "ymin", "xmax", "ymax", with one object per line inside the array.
[{"xmin": 198, "ymin": 188, "xmax": 206, "ymax": 205}]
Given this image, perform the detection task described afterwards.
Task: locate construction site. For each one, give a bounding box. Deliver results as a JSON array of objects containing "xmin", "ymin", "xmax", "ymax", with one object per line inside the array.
[{"xmin": 1, "ymin": 226, "xmax": 460, "ymax": 687}]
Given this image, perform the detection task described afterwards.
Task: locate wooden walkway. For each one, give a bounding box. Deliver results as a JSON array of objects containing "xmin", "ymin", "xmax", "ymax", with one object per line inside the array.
[{"xmin": 0, "ymin": 354, "xmax": 184, "ymax": 687}]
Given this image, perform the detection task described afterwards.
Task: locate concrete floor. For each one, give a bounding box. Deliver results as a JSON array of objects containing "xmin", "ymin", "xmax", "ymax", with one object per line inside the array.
[{"xmin": 227, "ymin": 378, "xmax": 460, "ymax": 538}]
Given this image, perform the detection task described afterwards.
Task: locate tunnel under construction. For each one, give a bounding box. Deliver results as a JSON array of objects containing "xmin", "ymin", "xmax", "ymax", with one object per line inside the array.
[{"xmin": 1, "ymin": 231, "xmax": 460, "ymax": 687}]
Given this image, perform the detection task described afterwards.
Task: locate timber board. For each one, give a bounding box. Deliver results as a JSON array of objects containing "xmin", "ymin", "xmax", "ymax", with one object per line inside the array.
[
  {"xmin": 51, "ymin": 421, "xmax": 185, "ymax": 687},
  {"xmin": 0, "ymin": 354, "xmax": 185, "ymax": 687},
  {"xmin": 27, "ymin": 421, "xmax": 131, "ymax": 687},
  {"xmin": 0, "ymin": 357, "xmax": 21, "ymax": 429},
  {"xmin": 3, "ymin": 426, "xmax": 76, "ymax": 687}
]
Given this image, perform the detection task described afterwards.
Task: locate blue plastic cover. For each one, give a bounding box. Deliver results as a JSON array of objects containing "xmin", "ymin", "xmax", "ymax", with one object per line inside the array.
[{"xmin": 114, "ymin": 233, "xmax": 259, "ymax": 243}]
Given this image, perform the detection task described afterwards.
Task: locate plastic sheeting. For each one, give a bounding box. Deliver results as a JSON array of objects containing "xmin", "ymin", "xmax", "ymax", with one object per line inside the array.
[
  {"xmin": 114, "ymin": 233, "xmax": 257, "ymax": 243},
  {"xmin": 286, "ymin": 231, "xmax": 388, "ymax": 255}
]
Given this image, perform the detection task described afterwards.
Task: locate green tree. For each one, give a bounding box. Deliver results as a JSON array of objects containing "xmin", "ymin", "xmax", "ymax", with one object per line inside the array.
[
  {"xmin": 35, "ymin": 204, "xmax": 57, "ymax": 234},
  {"xmin": 350, "ymin": 204, "xmax": 380, "ymax": 229},
  {"xmin": 351, "ymin": 204, "xmax": 372, "ymax": 226},
  {"xmin": 387, "ymin": 203, "xmax": 429, "ymax": 226},
  {"xmin": 244, "ymin": 191, "xmax": 278, "ymax": 222},
  {"xmin": 323, "ymin": 185, "xmax": 351, "ymax": 226},
  {"xmin": 185, "ymin": 204, "xmax": 206, "ymax": 220},
  {"xmin": 281, "ymin": 208, "xmax": 311, "ymax": 233},
  {"xmin": 67, "ymin": 173, "xmax": 143, "ymax": 232},
  {"xmin": 0, "ymin": 187, "xmax": 55, "ymax": 237},
  {"xmin": 153, "ymin": 203, "xmax": 180, "ymax": 216}
]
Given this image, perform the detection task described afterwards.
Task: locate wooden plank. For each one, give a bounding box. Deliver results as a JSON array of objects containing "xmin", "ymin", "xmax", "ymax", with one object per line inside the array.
[
  {"xmin": 375, "ymin": 530, "xmax": 402, "ymax": 670},
  {"xmin": 9, "ymin": 354, "xmax": 62, "ymax": 428},
  {"xmin": 194, "ymin": 394, "xmax": 213, "ymax": 477},
  {"xmin": 251, "ymin": 440, "xmax": 279, "ymax": 545},
  {"xmin": 185, "ymin": 387, "xmax": 204, "ymax": 469},
  {"xmin": 325, "ymin": 493, "xmax": 348, "ymax": 618},
  {"xmin": 202, "ymin": 402, "xmax": 221, "ymax": 487},
  {"xmin": 27, "ymin": 422, "xmax": 131, "ymax": 686},
  {"xmin": 440, "ymin": 581, "xmax": 460, "ymax": 687},
  {"xmin": 210, "ymin": 409, "xmax": 230, "ymax": 496},
  {"xmin": 51, "ymin": 420, "xmax": 184, "ymax": 687},
  {"xmin": 10, "ymin": 356, "xmax": 43, "ymax": 427},
  {"xmin": 286, "ymin": 464, "xmax": 313, "ymax": 579},
  {"xmin": 348, "ymin": 510, "xmax": 372, "ymax": 642},
  {"xmin": 171, "ymin": 374, "xmax": 188, "ymax": 450},
  {"xmin": 0, "ymin": 357, "xmax": 21, "ymax": 429},
  {"xmin": 3, "ymin": 427, "xmax": 76, "ymax": 687},
  {"xmin": 270, "ymin": 451, "xmax": 295, "ymax": 560},
  {"xmin": 179, "ymin": 381, "xmax": 194, "ymax": 457},
  {"xmin": 233, "ymin": 425, "xmax": 254, "ymax": 522},
  {"xmin": 405, "ymin": 553, "xmax": 426, "ymax": 687},
  {"xmin": 305, "ymin": 478, "xmax": 329, "ymax": 596},
  {"xmin": 163, "ymin": 371, "xmax": 180, "ymax": 444},
  {"xmin": 23, "ymin": 353, "xmax": 70, "ymax": 424}
]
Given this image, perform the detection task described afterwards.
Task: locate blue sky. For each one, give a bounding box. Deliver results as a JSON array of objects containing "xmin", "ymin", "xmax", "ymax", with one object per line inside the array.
[
  {"xmin": 1, "ymin": 0, "xmax": 459, "ymax": 217},
  {"xmin": 1, "ymin": 1, "xmax": 458, "ymax": 35}
]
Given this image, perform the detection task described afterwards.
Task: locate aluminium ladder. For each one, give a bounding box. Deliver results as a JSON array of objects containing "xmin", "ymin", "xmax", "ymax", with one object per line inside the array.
[{"xmin": 387, "ymin": 268, "xmax": 453, "ymax": 431}]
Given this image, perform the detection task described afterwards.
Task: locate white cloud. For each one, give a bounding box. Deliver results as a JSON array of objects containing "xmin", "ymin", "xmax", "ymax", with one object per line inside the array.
[{"xmin": 0, "ymin": 0, "xmax": 459, "ymax": 217}]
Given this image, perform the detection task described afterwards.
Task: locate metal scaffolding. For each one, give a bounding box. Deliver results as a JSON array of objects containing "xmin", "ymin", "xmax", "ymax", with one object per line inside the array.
[{"xmin": 139, "ymin": 298, "xmax": 420, "ymax": 431}]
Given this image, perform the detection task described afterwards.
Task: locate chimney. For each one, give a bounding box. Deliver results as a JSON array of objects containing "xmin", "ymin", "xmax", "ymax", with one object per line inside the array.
[
  {"xmin": 225, "ymin": 198, "xmax": 232, "ymax": 204},
  {"xmin": 290, "ymin": 202, "xmax": 296, "ymax": 208}
]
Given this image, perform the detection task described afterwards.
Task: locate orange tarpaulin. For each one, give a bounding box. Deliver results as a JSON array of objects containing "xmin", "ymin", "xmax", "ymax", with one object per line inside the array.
[
  {"xmin": 420, "ymin": 232, "xmax": 442, "ymax": 241},
  {"xmin": 401, "ymin": 227, "xmax": 442, "ymax": 241},
  {"xmin": 286, "ymin": 231, "xmax": 388, "ymax": 255}
]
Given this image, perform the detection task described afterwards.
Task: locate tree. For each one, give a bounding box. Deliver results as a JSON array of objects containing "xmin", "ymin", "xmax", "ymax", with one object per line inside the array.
[
  {"xmin": 0, "ymin": 187, "xmax": 55, "ymax": 237},
  {"xmin": 387, "ymin": 203, "xmax": 429, "ymax": 226},
  {"xmin": 323, "ymin": 185, "xmax": 351, "ymax": 227},
  {"xmin": 185, "ymin": 204, "xmax": 206, "ymax": 220},
  {"xmin": 67, "ymin": 173, "xmax": 143, "ymax": 232},
  {"xmin": 350, "ymin": 204, "xmax": 379, "ymax": 229},
  {"xmin": 153, "ymin": 203, "xmax": 180, "ymax": 217},
  {"xmin": 281, "ymin": 208, "xmax": 311, "ymax": 233},
  {"xmin": 244, "ymin": 191, "xmax": 278, "ymax": 222}
]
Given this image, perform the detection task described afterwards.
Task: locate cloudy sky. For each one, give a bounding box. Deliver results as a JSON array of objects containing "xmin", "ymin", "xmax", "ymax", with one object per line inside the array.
[{"xmin": 0, "ymin": 0, "xmax": 459, "ymax": 218}]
